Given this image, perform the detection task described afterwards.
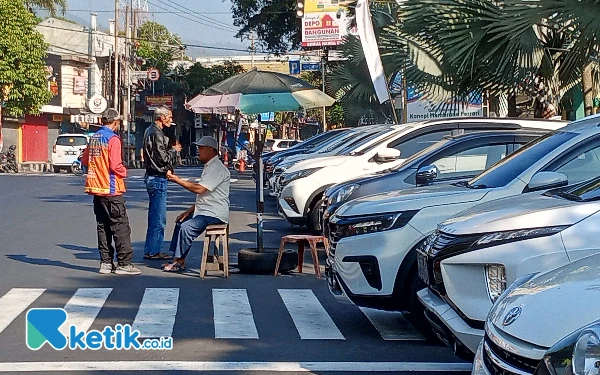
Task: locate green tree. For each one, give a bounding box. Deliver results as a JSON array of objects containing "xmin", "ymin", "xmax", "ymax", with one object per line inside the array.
[
  {"xmin": 24, "ymin": 0, "xmax": 65, "ymax": 16},
  {"xmin": 184, "ymin": 61, "xmax": 245, "ymax": 98},
  {"xmin": 230, "ymin": 0, "xmax": 298, "ymax": 53},
  {"xmin": 0, "ymin": 0, "xmax": 53, "ymax": 151},
  {"xmin": 136, "ymin": 21, "xmax": 183, "ymax": 73}
]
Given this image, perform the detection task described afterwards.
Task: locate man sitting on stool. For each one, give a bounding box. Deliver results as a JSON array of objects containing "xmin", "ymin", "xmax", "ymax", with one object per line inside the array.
[{"xmin": 163, "ymin": 136, "xmax": 230, "ymax": 272}]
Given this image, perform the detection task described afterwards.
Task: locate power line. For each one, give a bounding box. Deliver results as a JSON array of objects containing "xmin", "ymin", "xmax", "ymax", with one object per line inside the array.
[
  {"xmin": 159, "ymin": 0, "xmax": 236, "ymax": 29},
  {"xmin": 36, "ymin": 23, "xmax": 261, "ymax": 53},
  {"xmin": 146, "ymin": 0, "xmax": 237, "ymax": 33},
  {"xmin": 41, "ymin": 9, "xmax": 250, "ymax": 15}
]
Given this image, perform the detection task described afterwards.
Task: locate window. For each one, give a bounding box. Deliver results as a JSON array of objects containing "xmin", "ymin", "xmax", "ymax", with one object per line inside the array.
[
  {"xmin": 56, "ymin": 136, "xmax": 87, "ymax": 147},
  {"xmin": 551, "ymin": 144, "xmax": 600, "ymax": 185},
  {"xmin": 391, "ymin": 131, "xmax": 452, "ymax": 159},
  {"xmin": 430, "ymin": 144, "xmax": 507, "ymax": 179}
]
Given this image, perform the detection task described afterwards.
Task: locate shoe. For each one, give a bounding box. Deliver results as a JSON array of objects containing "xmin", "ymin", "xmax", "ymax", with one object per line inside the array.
[
  {"xmin": 115, "ymin": 264, "xmax": 142, "ymax": 275},
  {"xmin": 98, "ymin": 262, "xmax": 114, "ymax": 274}
]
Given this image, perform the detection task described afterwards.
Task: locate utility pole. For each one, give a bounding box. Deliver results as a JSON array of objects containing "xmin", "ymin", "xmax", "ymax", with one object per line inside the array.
[
  {"xmin": 250, "ymin": 31, "xmax": 255, "ymax": 69},
  {"xmin": 321, "ymin": 50, "xmax": 327, "ymax": 132},
  {"xmin": 125, "ymin": 4, "xmax": 131, "ymax": 166},
  {"xmin": 113, "ymin": 0, "xmax": 119, "ymax": 111},
  {"xmin": 88, "ymin": 13, "xmax": 97, "ymax": 99}
]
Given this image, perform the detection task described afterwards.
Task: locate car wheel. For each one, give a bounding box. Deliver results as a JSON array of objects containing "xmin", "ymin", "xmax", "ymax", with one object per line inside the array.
[
  {"xmin": 308, "ymin": 197, "xmax": 325, "ymax": 234},
  {"xmin": 237, "ymin": 249, "xmax": 298, "ymax": 274}
]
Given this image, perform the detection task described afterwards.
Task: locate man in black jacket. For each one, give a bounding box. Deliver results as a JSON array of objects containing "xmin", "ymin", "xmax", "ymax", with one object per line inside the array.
[{"xmin": 143, "ymin": 106, "xmax": 181, "ymax": 259}]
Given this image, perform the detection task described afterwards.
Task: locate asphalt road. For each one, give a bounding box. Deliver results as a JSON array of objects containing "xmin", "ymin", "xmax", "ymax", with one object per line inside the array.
[{"xmin": 0, "ymin": 167, "xmax": 471, "ymax": 374}]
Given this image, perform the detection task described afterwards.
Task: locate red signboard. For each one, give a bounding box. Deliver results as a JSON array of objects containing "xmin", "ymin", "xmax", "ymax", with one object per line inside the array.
[{"xmin": 146, "ymin": 95, "xmax": 173, "ymax": 109}]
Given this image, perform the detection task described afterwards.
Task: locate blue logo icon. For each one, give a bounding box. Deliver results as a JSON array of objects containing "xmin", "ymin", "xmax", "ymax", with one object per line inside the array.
[
  {"xmin": 26, "ymin": 308, "xmax": 68, "ymax": 350},
  {"xmin": 502, "ymin": 306, "xmax": 522, "ymax": 326}
]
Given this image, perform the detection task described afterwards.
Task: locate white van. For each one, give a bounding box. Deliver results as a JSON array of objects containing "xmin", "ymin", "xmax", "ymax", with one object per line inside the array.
[{"xmin": 51, "ymin": 134, "xmax": 89, "ymax": 173}]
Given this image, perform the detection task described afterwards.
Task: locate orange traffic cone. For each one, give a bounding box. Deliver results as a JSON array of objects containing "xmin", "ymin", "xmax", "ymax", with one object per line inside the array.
[{"xmin": 239, "ymin": 158, "xmax": 246, "ymax": 173}]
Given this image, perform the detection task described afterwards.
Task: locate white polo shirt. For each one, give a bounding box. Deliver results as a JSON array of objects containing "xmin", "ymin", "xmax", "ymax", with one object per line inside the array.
[{"xmin": 194, "ymin": 155, "xmax": 230, "ymax": 223}]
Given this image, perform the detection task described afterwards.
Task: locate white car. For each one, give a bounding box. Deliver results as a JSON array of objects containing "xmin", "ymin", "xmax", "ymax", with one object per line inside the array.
[
  {"xmin": 472, "ymin": 251, "xmax": 600, "ymax": 375},
  {"xmin": 418, "ymin": 175, "xmax": 600, "ymax": 357},
  {"xmin": 264, "ymin": 139, "xmax": 300, "ymax": 152},
  {"xmin": 280, "ymin": 118, "xmax": 566, "ymax": 231},
  {"xmin": 326, "ymin": 115, "xmax": 598, "ymax": 332},
  {"xmin": 51, "ymin": 134, "xmax": 89, "ymax": 173}
]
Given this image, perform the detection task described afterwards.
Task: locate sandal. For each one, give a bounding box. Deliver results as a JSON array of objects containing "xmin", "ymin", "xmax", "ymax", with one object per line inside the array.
[
  {"xmin": 163, "ymin": 263, "xmax": 186, "ymax": 273},
  {"xmin": 144, "ymin": 253, "xmax": 173, "ymax": 260}
]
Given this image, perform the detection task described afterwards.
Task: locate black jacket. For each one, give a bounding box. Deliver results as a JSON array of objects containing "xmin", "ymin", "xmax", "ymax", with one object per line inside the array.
[{"xmin": 143, "ymin": 124, "xmax": 176, "ymax": 176}]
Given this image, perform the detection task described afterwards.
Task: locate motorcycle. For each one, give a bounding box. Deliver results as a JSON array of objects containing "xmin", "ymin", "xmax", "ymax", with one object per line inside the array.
[
  {"xmin": 71, "ymin": 150, "xmax": 86, "ymax": 175},
  {"xmin": 0, "ymin": 145, "xmax": 18, "ymax": 173}
]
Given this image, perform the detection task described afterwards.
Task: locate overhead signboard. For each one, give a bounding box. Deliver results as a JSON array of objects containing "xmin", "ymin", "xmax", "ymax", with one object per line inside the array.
[
  {"xmin": 131, "ymin": 70, "xmax": 150, "ymax": 81},
  {"xmin": 146, "ymin": 95, "xmax": 173, "ymax": 109},
  {"xmin": 301, "ymin": 12, "xmax": 348, "ymax": 47},
  {"xmin": 301, "ymin": 62, "xmax": 321, "ymax": 71}
]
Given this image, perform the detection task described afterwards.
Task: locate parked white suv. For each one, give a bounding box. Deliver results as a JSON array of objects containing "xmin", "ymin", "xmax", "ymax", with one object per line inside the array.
[
  {"xmin": 264, "ymin": 139, "xmax": 300, "ymax": 152},
  {"xmin": 418, "ymin": 175, "xmax": 600, "ymax": 357},
  {"xmin": 51, "ymin": 134, "xmax": 89, "ymax": 173},
  {"xmin": 326, "ymin": 116, "xmax": 598, "ymax": 333},
  {"xmin": 280, "ymin": 118, "xmax": 566, "ymax": 231},
  {"xmin": 472, "ymin": 251, "xmax": 600, "ymax": 375}
]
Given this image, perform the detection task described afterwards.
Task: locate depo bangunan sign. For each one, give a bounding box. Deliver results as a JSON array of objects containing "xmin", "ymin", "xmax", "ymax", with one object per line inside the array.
[{"xmin": 301, "ymin": 0, "xmax": 348, "ymax": 47}]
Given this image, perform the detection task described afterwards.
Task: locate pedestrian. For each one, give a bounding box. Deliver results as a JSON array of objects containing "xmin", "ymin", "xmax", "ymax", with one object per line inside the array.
[
  {"xmin": 142, "ymin": 106, "xmax": 182, "ymax": 260},
  {"xmin": 81, "ymin": 108, "xmax": 141, "ymax": 275},
  {"xmin": 162, "ymin": 136, "xmax": 230, "ymax": 273}
]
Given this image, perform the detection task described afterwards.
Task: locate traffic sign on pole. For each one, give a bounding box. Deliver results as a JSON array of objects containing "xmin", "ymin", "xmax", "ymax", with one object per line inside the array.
[{"xmin": 148, "ymin": 67, "xmax": 160, "ymax": 81}]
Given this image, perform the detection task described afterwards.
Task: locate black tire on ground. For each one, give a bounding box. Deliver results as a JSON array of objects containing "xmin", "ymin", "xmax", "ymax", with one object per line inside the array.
[
  {"xmin": 307, "ymin": 197, "xmax": 325, "ymax": 234},
  {"xmin": 406, "ymin": 271, "xmax": 440, "ymax": 343},
  {"xmin": 237, "ymin": 248, "xmax": 298, "ymax": 274}
]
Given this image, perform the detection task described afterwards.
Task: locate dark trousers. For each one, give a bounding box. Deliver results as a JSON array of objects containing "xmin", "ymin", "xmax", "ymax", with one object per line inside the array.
[
  {"xmin": 169, "ymin": 213, "xmax": 223, "ymax": 260},
  {"xmin": 93, "ymin": 195, "xmax": 133, "ymax": 266}
]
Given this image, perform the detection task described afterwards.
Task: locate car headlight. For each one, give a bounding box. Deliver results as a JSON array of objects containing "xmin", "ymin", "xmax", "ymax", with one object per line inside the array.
[
  {"xmin": 281, "ymin": 167, "xmax": 322, "ymax": 186},
  {"xmin": 475, "ymin": 226, "xmax": 569, "ymax": 248},
  {"xmin": 328, "ymin": 184, "xmax": 359, "ymax": 205},
  {"xmin": 331, "ymin": 210, "xmax": 419, "ymax": 238},
  {"xmin": 485, "ymin": 264, "xmax": 506, "ymax": 303},
  {"xmin": 573, "ymin": 326, "xmax": 600, "ymax": 375}
]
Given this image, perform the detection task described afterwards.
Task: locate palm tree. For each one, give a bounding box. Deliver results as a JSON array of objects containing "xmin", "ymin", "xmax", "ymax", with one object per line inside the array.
[{"xmin": 24, "ymin": 0, "xmax": 66, "ymax": 16}]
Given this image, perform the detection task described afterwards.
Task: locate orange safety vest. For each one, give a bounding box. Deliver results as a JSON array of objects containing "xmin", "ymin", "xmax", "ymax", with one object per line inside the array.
[{"xmin": 84, "ymin": 127, "xmax": 126, "ymax": 196}]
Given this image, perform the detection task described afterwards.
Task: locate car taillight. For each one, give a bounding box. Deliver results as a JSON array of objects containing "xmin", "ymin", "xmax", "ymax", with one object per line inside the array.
[{"xmin": 53, "ymin": 145, "xmax": 56, "ymax": 153}]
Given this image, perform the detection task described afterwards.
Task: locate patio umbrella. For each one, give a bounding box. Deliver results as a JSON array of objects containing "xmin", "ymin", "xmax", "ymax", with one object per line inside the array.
[
  {"xmin": 185, "ymin": 69, "xmax": 335, "ymax": 114},
  {"xmin": 185, "ymin": 69, "xmax": 336, "ymax": 255}
]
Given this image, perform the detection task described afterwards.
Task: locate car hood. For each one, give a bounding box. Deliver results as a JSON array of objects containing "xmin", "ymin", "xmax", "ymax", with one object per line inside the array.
[
  {"xmin": 325, "ymin": 171, "xmax": 396, "ymax": 196},
  {"xmin": 285, "ymin": 155, "xmax": 349, "ymax": 173},
  {"xmin": 489, "ymin": 253, "xmax": 600, "ymax": 348},
  {"xmin": 335, "ymin": 184, "xmax": 487, "ymax": 216},
  {"xmin": 439, "ymin": 192, "xmax": 600, "ymax": 235}
]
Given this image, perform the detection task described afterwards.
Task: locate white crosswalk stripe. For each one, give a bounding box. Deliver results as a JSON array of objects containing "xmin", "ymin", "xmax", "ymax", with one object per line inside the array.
[
  {"xmin": 213, "ymin": 289, "xmax": 258, "ymax": 339},
  {"xmin": 359, "ymin": 307, "xmax": 425, "ymax": 340},
  {"xmin": 132, "ymin": 288, "xmax": 179, "ymax": 338},
  {"xmin": 278, "ymin": 289, "xmax": 345, "ymax": 340},
  {"xmin": 0, "ymin": 287, "xmax": 425, "ymax": 342},
  {"xmin": 0, "ymin": 288, "xmax": 45, "ymax": 335},
  {"xmin": 60, "ymin": 288, "xmax": 112, "ymax": 337}
]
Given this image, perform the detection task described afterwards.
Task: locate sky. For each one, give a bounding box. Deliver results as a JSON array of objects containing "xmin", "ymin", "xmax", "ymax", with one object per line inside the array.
[{"xmin": 62, "ymin": 0, "xmax": 251, "ymax": 57}]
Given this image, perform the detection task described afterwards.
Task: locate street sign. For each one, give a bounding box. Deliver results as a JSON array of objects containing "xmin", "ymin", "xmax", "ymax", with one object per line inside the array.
[
  {"xmin": 87, "ymin": 94, "xmax": 108, "ymax": 114},
  {"xmin": 301, "ymin": 62, "xmax": 321, "ymax": 71},
  {"xmin": 130, "ymin": 70, "xmax": 149, "ymax": 81},
  {"xmin": 148, "ymin": 67, "xmax": 160, "ymax": 81},
  {"xmin": 289, "ymin": 60, "xmax": 300, "ymax": 75}
]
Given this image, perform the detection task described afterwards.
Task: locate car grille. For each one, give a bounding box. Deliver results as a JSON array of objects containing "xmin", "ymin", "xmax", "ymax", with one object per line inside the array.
[
  {"xmin": 483, "ymin": 334, "xmax": 539, "ymax": 375},
  {"xmin": 425, "ymin": 231, "xmax": 481, "ymax": 296}
]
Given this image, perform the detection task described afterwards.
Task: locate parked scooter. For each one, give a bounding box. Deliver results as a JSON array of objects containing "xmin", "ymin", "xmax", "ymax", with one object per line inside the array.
[
  {"xmin": 71, "ymin": 150, "xmax": 86, "ymax": 175},
  {"xmin": 0, "ymin": 145, "xmax": 18, "ymax": 173}
]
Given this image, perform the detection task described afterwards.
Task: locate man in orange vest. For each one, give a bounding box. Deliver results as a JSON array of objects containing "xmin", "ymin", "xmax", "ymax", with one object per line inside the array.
[{"xmin": 82, "ymin": 108, "xmax": 141, "ymax": 275}]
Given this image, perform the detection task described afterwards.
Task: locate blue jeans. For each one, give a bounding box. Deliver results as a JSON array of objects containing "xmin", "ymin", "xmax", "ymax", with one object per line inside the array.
[
  {"xmin": 144, "ymin": 175, "xmax": 168, "ymax": 256},
  {"xmin": 169, "ymin": 214, "xmax": 223, "ymax": 260}
]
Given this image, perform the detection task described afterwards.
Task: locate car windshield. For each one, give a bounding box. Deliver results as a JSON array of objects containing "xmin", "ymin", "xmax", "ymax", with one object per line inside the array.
[
  {"xmin": 466, "ymin": 131, "xmax": 578, "ymax": 189},
  {"xmin": 56, "ymin": 136, "xmax": 87, "ymax": 146},
  {"xmin": 336, "ymin": 129, "xmax": 392, "ymax": 155},
  {"xmin": 341, "ymin": 129, "xmax": 399, "ymax": 156},
  {"xmin": 316, "ymin": 130, "xmax": 371, "ymax": 154},
  {"xmin": 548, "ymin": 176, "xmax": 600, "ymax": 202}
]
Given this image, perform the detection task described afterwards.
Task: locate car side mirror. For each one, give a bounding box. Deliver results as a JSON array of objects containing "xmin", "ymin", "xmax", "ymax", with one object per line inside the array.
[
  {"xmin": 528, "ymin": 171, "xmax": 568, "ymax": 191},
  {"xmin": 416, "ymin": 165, "xmax": 439, "ymax": 185},
  {"xmin": 374, "ymin": 148, "xmax": 401, "ymax": 163}
]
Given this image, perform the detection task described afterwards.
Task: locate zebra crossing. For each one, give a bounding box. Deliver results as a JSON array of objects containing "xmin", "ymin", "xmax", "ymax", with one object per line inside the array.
[{"xmin": 0, "ymin": 287, "xmax": 424, "ymax": 341}]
